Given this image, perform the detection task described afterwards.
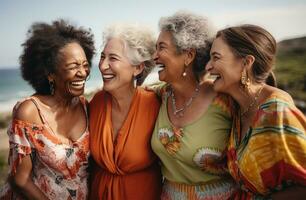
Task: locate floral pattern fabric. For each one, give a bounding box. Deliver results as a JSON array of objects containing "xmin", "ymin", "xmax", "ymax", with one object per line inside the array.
[
  {"xmin": 0, "ymin": 97, "xmax": 90, "ymax": 200},
  {"xmin": 151, "ymin": 84, "xmax": 237, "ymax": 199}
]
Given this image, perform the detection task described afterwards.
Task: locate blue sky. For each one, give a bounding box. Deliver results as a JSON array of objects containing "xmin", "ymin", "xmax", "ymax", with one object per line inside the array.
[{"xmin": 1, "ymin": 0, "xmax": 306, "ymax": 68}]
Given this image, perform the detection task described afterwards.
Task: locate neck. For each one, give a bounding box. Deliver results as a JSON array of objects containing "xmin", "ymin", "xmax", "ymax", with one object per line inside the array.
[
  {"xmin": 171, "ymin": 76, "xmax": 198, "ymax": 100},
  {"xmin": 49, "ymin": 93, "xmax": 79, "ymax": 111},
  {"xmin": 110, "ymin": 84, "xmax": 136, "ymax": 112},
  {"xmin": 230, "ymin": 83, "xmax": 264, "ymax": 114}
]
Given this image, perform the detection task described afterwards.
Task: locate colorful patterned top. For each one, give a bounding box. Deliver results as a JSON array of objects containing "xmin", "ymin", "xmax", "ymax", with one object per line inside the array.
[
  {"xmin": 0, "ymin": 96, "xmax": 90, "ymax": 200},
  {"xmin": 227, "ymin": 91, "xmax": 306, "ymax": 199},
  {"xmin": 151, "ymin": 84, "xmax": 237, "ymax": 199}
]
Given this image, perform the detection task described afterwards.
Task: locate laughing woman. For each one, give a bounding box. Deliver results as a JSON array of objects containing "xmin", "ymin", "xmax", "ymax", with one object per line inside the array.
[
  {"xmin": 0, "ymin": 20, "xmax": 95, "ymax": 199},
  {"xmin": 89, "ymin": 24, "xmax": 162, "ymax": 200},
  {"xmin": 151, "ymin": 11, "xmax": 237, "ymax": 199},
  {"xmin": 206, "ymin": 24, "xmax": 306, "ymax": 199}
]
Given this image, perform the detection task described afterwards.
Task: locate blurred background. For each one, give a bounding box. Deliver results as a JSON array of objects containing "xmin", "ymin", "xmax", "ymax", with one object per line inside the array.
[{"xmin": 1, "ymin": 0, "xmax": 306, "ymax": 186}]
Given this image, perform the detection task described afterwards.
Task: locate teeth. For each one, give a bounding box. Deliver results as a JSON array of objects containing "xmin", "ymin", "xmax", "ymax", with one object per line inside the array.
[
  {"xmin": 156, "ymin": 64, "xmax": 165, "ymax": 72},
  {"xmin": 71, "ymin": 80, "xmax": 85, "ymax": 86},
  {"xmin": 103, "ymin": 74, "xmax": 115, "ymax": 79},
  {"xmin": 155, "ymin": 64, "xmax": 165, "ymax": 68},
  {"xmin": 208, "ymin": 74, "xmax": 220, "ymax": 81}
]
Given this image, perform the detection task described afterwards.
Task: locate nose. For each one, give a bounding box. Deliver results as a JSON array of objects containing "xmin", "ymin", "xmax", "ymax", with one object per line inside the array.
[
  {"xmin": 78, "ymin": 64, "xmax": 90, "ymax": 77},
  {"xmin": 153, "ymin": 50, "xmax": 158, "ymax": 63},
  {"xmin": 99, "ymin": 58, "xmax": 110, "ymax": 72},
  {"xmin": 205, "ymin": 60, "xmax": 213, "ymax": 71}
]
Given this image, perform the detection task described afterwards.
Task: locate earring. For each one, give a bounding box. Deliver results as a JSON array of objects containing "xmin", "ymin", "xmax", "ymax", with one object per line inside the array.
[
  {"xmin": 49, "ymin": 80, "xmax": 55, "ymax": 95},
  {"xmin": 241, "ymin": 69, "xmax": 250, "ymax": 92},
  {"xmin": 182, "ymin": 64, "xmax": 187, "ymax": 77}
]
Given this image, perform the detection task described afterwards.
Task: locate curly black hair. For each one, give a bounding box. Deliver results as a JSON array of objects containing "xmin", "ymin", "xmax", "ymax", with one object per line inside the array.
[{"xmin": 20, "ymin": 19, "xmax": 95, "ymax": 95}]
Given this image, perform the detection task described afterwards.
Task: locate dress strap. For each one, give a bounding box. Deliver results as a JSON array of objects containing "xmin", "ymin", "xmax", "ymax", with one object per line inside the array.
[
  {"xmin": 79, "ymin": 96, "xmax": 89, "ymax": 131},
  {"xmin": 28, "ymin": 96, "xmax": 47, "ymax": 124}
]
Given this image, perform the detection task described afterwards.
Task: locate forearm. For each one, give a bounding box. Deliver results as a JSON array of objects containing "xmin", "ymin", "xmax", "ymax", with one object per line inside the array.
[
  {"xmin": 10, "ymin": 177, "xmax": 49, "ymax": 200},
  {"xmin": 271, "ymin": 185, "xmax": 306, "ymax": 200}
]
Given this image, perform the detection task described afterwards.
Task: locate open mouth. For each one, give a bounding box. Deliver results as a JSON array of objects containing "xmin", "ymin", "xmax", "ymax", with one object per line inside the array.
[
  {"xmin": 102, "ymin": 74, "xmax": 115, "ymax": 81},
  {"xmin": 71, "ymin": 80, "xmax": 85, "ymax": 88},
  {"xmin": 155, "ymin": 64, "xmax": 165, "ymax": 72},
  {"xmin": 207, "ymin": 73, "xmax": 221, "ymax": 82}
]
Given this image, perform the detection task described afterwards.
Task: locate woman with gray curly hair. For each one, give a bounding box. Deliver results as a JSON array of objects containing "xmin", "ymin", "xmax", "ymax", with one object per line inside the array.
[
  {"xmin": 151, "ymin": 11, "xmax": 237, "ymax": 199},
  {"xmin": 89, "ymin": 23, "xmax": 162, "ymax": 200}
]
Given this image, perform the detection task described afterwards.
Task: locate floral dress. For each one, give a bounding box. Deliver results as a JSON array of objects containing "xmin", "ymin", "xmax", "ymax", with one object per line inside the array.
[
  {"xmin": 227, "ymin": 91, "xmax": 306, "ymax": 199},
  {"xmin": 0, "ymin": 96, "xmax": 90, "ymax": 200},
  {"xmin": 151, "ymin": 85, "xmax": 237, "ymax": 200}
]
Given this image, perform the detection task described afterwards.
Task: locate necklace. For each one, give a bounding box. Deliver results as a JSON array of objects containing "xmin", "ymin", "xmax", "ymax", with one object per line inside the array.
[
  {"xmin": 240, "ymin": 85, "xmax": 264, "ymax": 118},
  {"xmin": 170, "ymin": 84, "xmax": 200, "ymax": 118}
]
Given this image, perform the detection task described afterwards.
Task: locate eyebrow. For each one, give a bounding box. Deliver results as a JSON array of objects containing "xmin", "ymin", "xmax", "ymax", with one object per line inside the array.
[
  {"xmin": 156, "ymin": 41, "xmax": 167, "ymax": 47},
  {"xmin": 66, "ymin": 60, "xmax": 87, "ymax": 66},
  {"xmin": 101, "ymin": 52, "xmax": 122, "ymax": 58},
  {"xmin": 211, "ymin": 52, "xmax": 221, "ymax": 56}
]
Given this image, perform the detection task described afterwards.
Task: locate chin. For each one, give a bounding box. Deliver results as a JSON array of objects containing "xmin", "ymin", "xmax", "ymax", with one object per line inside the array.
[
  {"xmin": 72, "ymin": 91, "xmax": 84, "ymax": 97},
  {"xmin": 102, "ymin": 84, "xmax": 115, "ymax": 93},
  {"xmin": 212, "ymin": 83, "xmax": 225, "ymax": 93},
  {"xmin": 158, "ymin": 71, "xmax": 166, "ymax": 82}
]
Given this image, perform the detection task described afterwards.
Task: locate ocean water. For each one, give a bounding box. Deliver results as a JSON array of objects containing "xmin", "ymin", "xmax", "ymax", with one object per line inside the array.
[{"xmin": 0, "ymin": 65, "xmax": 159, "ymax": 113}]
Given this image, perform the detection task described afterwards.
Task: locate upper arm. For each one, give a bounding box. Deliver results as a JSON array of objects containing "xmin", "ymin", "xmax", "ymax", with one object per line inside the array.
[
  {"xmin": 13, "ymin": 99, "xmax": 42, "ymax": 125},
  {"xmin": 251, "ymin": 100, "xmax": 306, "ymax": 187}
]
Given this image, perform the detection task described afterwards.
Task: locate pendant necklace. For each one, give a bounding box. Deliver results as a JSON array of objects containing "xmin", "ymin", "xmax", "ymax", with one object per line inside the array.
[
  {"xmin": 170, "ymin": 84, "xmax": 200, "ymax": 118},
  {"xmin": 241, "ymin": 85, "xmax": 264, "ymax": 118}
]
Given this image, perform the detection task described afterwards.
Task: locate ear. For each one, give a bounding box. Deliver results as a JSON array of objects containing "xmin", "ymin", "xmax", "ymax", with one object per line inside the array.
[
  {"xmin": 47, "ymin": 73, "xmax": 55, "ymax": 82},
  {"xmin": 244, "ymin": 55, "xmax": 255, "ymax": 71},
  {"xmin": 184, "ymin": 49, "xmax": 196, "ymax": 66},
  {"xmin": 133, "ymin": 62, "xmax": 145, "ymax": 77}
]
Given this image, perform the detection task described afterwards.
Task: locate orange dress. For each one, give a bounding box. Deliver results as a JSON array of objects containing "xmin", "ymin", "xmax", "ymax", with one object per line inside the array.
[{"xmin": 89, "ymin": 88, "xmax": 162, "ymax": 200}]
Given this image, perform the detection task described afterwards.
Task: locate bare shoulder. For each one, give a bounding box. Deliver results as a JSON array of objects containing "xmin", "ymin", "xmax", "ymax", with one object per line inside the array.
[{"xmin": 14, "ymin": 98, "xmax": 42, "ymax": 124}]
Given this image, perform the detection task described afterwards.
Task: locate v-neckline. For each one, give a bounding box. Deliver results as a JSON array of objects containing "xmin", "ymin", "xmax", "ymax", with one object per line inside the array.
[{"xmin": 107, "ymin": 88, "xmax": 139, "ymax": 144}]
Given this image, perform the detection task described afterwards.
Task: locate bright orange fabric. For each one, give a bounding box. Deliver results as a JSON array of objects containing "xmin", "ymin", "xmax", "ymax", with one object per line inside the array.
[{"xmin": 89, "ymin": 88, "xmax": 162, "ymax": 200}]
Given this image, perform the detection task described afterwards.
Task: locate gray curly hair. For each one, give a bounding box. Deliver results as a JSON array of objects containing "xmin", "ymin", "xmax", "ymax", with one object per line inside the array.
[
  {"xmin": 159, "ymin": 10, "xmax": 216, "ymax": 80},
  {"xmin": 103, "ymin": 23, "xmax": 156, "ymax": 85}
]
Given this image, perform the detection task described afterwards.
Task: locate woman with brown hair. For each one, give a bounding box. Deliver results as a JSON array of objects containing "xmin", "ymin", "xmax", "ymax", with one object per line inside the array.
[{"xmin": 206, "ymin": 24, "xmax": 306, "ymax": 199}]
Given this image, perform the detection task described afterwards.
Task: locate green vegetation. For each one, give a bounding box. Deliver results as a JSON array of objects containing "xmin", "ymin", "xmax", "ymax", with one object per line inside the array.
[
  {"xmin": 0, "ymin": 113, "xmax": 11, "ymax": 129},
  {"xmin": 275, "ymin": 36, "xmax": 306, "ymax": 112}
]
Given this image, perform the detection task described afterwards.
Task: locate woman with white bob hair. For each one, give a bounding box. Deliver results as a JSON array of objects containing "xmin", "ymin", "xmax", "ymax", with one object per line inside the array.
[{"xmin": 88, "ymin": 23, "xmax": 162, "ymax": 200}]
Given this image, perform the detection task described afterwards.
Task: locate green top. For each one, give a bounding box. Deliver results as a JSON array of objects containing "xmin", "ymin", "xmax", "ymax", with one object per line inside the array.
[{"xmin": 151, "ymin": 87, "xmax": 233, "ymax": 185}]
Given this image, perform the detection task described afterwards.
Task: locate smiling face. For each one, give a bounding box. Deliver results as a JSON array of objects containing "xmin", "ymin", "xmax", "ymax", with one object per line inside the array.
[
  {"xmin": 51, "ymin": 42, "xmax": 89, "ymax": 98},
  {"xmin": 205, "ymin": 37, "xmax": 244, "ymax": 94},
  {"xmin": 99, "ymin": 38, "xmax": 141, "ymax": 93},
  {"xmin": 154, "ymin": 31, "xmax": 186, "ymax": 83}
]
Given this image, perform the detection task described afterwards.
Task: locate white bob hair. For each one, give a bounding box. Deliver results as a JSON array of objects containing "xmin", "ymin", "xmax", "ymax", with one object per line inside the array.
[{"xmin": 102, "ymin": 23, "xmax": 156, "ymax": 85}]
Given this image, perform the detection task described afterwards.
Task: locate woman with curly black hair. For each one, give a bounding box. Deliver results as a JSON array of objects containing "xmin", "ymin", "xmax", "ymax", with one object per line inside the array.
[{"xmin": 0, "ymin": 19, "xmax": 95, "ymax": 199}]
